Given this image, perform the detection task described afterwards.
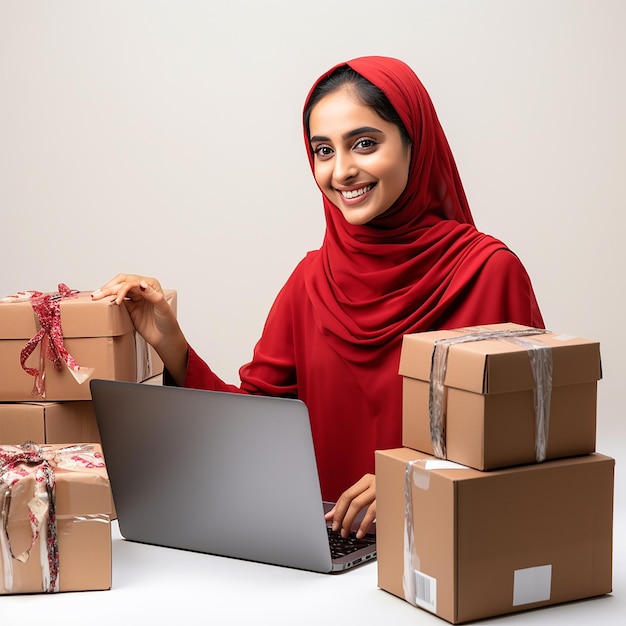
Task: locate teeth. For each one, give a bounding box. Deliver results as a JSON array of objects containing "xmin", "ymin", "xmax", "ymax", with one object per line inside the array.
[{"xmin": 342, "ymin": 184, "xmax": 372, "ymax": 199}]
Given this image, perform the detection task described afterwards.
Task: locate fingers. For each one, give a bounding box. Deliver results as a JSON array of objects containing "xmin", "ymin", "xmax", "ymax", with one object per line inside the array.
[
  {"xmin": 328, "ymin": 473, "xmax": 376, "ymax": 538},
  {"xmin": 91, "ymin": 274, "xmax": 163, "ymax": 306},
  {"xmin": 91, "ymin": 273, "xmax": 132, "ymax": 300},
  {"xmin": 356, "ymin": 502, "xmax": 376, "ymax": 539}
]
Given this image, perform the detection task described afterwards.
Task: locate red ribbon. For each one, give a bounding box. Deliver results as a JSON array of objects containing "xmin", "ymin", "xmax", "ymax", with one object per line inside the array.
[
  {"xmin": 18, "ymin": 283, "xmax": 92, "ymax": 398},
  {"xmin": 0, "ymin": 442, "xmax": 59, "ymax": 593}
]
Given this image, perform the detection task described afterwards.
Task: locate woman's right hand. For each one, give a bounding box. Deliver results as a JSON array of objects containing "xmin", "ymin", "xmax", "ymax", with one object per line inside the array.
[{"xmin": 92, "ymin": 274, "xmax": 189, "ymax": 384}]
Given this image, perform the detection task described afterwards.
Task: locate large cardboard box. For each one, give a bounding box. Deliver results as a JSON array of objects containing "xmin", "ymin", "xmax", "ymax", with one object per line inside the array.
[
  {"xmin": 0, "ymin": 443, "xmax": 112, "ymax": 594},
  {"xmin": 375, "ymin": 448, "xmax": 614, "ymax": 624},
  {"xmin": 399, "ymin": 323, "xmax": 601, "ymax": 470},
  {"xmin": 0, "ymin": 400, "xmax": 100, "ymax": 445},
  {"xmin": 0, "ymin": 289, "xmax": 176, "ymax": 401}
]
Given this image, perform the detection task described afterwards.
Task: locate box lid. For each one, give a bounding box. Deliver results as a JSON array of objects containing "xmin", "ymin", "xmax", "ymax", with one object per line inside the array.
[
  {"xmin": 385, "ymin": 447, "xmax": 614, "ymax": 483},
  {"xmin": 399, "ymin": 323, "xmax": 602, "ymax": 394},
  {"xmin": 0, "ymin": 290, "xmax": 176, "ymax": 340}
]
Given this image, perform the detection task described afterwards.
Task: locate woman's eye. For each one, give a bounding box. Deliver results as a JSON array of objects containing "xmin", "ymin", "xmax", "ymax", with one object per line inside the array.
[
  {"xmin": 354, "ymin": 138, "xmax": 377, "ymax": 151},
  {"xmin": 313, "ymin": 145, "xmax": 333, "ymax": 159}
]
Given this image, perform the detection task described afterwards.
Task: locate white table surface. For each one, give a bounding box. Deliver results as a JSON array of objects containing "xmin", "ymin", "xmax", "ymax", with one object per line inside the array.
[
  {"xmin": 2, "ymin": 503, "xmax": 624, "ymax": 625},
  {"xmin": 3, "ymin": 427, "xmax": 624, "ymax": 625}
]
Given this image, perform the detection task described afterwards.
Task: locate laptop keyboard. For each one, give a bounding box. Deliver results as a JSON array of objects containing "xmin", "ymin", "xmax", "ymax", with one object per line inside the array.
[{"xmin": 327, "ymin": 526, "xmax": 375, "ymax": 559}]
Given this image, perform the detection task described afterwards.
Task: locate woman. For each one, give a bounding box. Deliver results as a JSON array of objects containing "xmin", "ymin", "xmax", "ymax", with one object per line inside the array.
[{"xmin": 93, "ymin": 56, "xmax": 544, "ymax": 540}]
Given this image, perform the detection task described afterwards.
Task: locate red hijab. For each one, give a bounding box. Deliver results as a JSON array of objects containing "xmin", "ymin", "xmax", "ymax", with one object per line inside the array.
[{"xmin": 301, "ymin": 56, "xmax": 516, "ymax": 361}]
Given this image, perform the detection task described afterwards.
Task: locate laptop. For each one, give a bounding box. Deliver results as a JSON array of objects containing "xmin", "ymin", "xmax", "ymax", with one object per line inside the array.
[{"xmin": 89, "ymin": 379, "xmax": 376, "ymax": 573}]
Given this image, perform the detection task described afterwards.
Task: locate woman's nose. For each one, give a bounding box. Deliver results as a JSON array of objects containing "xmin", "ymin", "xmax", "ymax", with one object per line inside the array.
[{"xmin": 333, "ymin": 150, "xmax": 358, "ymax": 183}]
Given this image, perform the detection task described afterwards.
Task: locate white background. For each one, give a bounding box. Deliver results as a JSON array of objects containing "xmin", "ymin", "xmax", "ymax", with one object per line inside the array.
[
  {"xmin": 2, "ymin": 3, "xmax": 624, "ymax": 477},
  {"xmin": 1, "ymin": 2, "xmax": 624, "ymax": 622}
]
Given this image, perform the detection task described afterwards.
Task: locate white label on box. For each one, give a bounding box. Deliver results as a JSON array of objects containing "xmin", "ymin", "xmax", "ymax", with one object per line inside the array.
[
  {"xmin": 552, "ymin": 334, "xmax": 576, "ymax": 341},
  {"xmin": 412, "ymin": 569, "xmax": 437, "ymax": 613},
  {"xmin": 513, "ymin": 564, "xmax": 552, "ymax": 606},
  {"xmin": 424, "ymin": 460, "xmax": 468, "ymax": 470},
  {"xmin": 411, "ymin": 460, "xmax": 467, "ymax": 491}
]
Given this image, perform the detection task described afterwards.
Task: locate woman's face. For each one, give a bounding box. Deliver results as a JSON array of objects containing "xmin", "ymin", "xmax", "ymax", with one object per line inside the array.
[{"xmin": 308, "ymin": 86, "xmax": 411, "ymax": 226}]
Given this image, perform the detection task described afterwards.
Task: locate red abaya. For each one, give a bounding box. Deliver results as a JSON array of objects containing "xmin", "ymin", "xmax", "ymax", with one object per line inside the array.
[{"xmin": 180, "ymin": 57, "xmax": 544, "ymax": 501}]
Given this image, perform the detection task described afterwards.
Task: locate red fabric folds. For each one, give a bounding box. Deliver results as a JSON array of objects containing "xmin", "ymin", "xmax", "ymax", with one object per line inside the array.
[{"xmin": 301, "ymin": 56, "xmax": 537, "ymax": 361}]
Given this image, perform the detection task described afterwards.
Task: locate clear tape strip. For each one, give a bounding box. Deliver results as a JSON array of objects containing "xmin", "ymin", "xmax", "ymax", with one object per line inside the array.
[
  {"xmin": 402, "ymin": 460, "xmax": 418, "ymax": 606},
  {"xmin": 1, "ymin": 487, "xmax": 12, "ymax": 593},
  {"xmin": 504, "ymin": 338, "xmax": 553, "ymax": 463}
]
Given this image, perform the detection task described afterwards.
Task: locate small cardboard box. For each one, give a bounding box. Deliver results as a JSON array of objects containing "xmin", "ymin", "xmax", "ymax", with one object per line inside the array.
[
  {"xmin": 0, "ymin": 443, "xmax": 112, "ymax": 594},
  {"xmin": 0, "ymin": 401, "xmax": 100, "ymax": 445},
  {"xmin": 376, "ymin": 448, "xmax": 614, "ymax": 624},
  {"xmin": 399, "ymin": 323, "xmax": 601, "ymax": 470},
  {"xmin": 0, "ymin": 289, "xmax": 176, "ymax": 401}
]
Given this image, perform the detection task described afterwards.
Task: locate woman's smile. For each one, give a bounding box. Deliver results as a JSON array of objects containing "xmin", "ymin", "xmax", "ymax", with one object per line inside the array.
[{"xmin": 338, "ymin": 183, "xmax": 376, "ymax": 204}]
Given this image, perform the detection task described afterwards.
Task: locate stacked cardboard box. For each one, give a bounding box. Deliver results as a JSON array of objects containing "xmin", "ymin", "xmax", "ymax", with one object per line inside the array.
[
  {"xmin": 0, "ymin": 401, "xmax": 100, "ymax": 445},
  {"xmin": 377, "ymin": 323, "xmax": 614, "ymax": 624},
  {"xmin": 0, "ymin": 443, "xmax": 113, "ymax": 594},
  {"xmin": 0, "ymin": 288, "xmax": 176, "ymax": 446}
]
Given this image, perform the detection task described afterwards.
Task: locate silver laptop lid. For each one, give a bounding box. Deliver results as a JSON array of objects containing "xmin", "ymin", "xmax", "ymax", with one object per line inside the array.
[{"xmin": 90, "ymin": 380, "xmax": 335, "ymax": 573}]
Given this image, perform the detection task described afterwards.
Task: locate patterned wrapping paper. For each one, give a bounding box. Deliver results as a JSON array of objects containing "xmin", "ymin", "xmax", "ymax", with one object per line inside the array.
[{"xmin": 0, "ymin": 442, "xmax": 112, "ymax": 594}]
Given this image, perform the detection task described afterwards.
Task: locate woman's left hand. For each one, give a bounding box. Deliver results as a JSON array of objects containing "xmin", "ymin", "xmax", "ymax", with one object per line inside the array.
[{"xmin": 324, "ymin": 473, "xmax": 376, "ymax": 539}]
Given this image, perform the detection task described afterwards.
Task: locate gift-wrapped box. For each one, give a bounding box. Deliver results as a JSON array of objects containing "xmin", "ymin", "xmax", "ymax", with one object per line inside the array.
[
  {"xmin": 0, "ymin": 286, "xmax": 177, "ymax": 401},
  {"xmin": 0, "ymin": 401, "xmax": 100, "ymax": 445},
  {"xmin": 0, "ymin": 442, "xmax": 112, "ymax": 594},
  {"xmin": 399, "ymin": 323, "xmax": 601, "ymax": 470},
  {"xmin": 376, "ymin": 447, "xmax": 614, "ymax": 624}
]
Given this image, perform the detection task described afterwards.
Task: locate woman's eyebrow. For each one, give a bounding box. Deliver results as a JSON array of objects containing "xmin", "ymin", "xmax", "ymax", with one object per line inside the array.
[
  {"xmin": 310, "ymin": 126, "xmax": 384, "ymax": 144},
  {"xmin": 343, "ymin": 126, "xmax": 383, "ymax": 139}
]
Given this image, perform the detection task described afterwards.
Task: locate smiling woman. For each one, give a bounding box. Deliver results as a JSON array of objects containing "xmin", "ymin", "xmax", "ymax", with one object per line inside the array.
[{"xmin": 92, "ymin": 56, "xmax": 544, "ymax": 542}]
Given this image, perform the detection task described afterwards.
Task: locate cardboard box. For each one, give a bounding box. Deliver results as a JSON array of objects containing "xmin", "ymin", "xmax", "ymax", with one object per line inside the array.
[
  {"xmin": 0, "ymin": 375, "xmax": 164, "ymax": 445},
  {"xmin": 0, "ymin": 400, "xmax": 100, "ymax": 445},
  {"xmin": 375, "ymin": 448, "xmax": 614, "ymax": 624},
  {"xmin": 0, "ymin": 289, "xmax": 176, "ymax": 401},
  {"xmin": 400, "ymin": 324, "xmax": 601, "ymax": 470},
  {"xmin": 0, "ymin": 443, "xmax": 112, "ymax": 594}
]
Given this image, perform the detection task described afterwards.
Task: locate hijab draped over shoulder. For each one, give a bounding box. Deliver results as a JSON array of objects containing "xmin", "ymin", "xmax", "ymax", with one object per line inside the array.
[
  {"xmin": 301, "ymin": 56, "xmax": 540, "ymax": 363},
  {"xmin": 181, "ymin": 56, "xmax": 543, "ymax": 500}
]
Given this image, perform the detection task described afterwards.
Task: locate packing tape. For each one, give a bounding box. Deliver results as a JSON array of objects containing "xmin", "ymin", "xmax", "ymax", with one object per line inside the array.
[
  {"xmin": 402, "ymin": 459, "xmax": 421, "ymax": 607},
  {"xmin": 402, "ymin": 459, "xmax": 467, "ymax": 613}
]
